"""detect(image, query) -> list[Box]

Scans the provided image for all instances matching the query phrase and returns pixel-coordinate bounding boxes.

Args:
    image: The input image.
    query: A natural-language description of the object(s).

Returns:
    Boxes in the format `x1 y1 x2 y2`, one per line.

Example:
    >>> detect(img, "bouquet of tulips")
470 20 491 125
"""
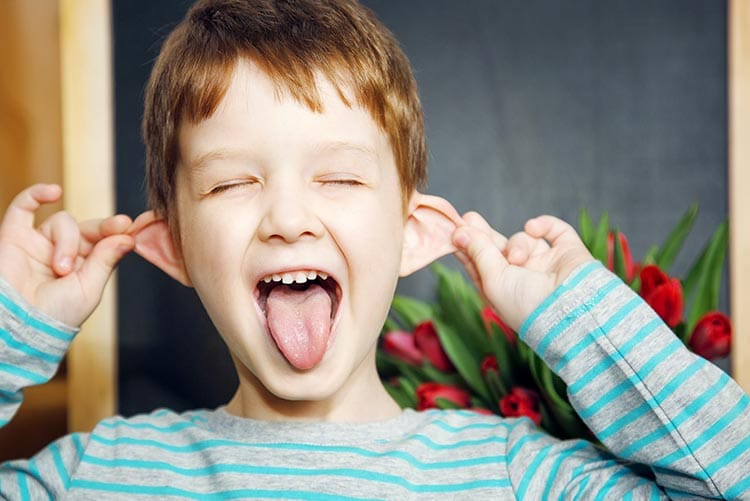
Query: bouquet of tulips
377 206 731 441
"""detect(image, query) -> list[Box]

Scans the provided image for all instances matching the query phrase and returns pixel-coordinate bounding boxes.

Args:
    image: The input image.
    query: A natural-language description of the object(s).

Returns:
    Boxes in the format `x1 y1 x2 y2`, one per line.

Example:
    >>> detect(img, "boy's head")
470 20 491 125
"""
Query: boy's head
143 0 426 232
133 0 461 418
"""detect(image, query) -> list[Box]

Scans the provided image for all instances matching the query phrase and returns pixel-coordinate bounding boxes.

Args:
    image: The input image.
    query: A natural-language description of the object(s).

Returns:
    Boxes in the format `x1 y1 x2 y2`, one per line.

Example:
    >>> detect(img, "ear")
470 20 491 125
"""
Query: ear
127 211 192 287
400 192 463 277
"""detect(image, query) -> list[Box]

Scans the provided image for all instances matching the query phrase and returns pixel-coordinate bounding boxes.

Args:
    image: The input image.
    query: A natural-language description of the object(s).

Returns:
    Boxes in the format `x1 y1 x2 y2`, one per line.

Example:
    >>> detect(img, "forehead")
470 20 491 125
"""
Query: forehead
177 59 393 173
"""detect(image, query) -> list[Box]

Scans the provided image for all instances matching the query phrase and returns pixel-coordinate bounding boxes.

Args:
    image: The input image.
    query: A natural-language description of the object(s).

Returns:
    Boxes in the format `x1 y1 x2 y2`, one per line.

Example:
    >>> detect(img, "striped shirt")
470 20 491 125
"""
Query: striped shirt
0 262 748 499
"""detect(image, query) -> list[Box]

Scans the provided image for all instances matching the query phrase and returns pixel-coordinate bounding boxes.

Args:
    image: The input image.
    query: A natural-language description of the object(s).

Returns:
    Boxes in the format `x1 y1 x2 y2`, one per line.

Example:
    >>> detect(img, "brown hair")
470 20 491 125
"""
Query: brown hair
143 0 427 230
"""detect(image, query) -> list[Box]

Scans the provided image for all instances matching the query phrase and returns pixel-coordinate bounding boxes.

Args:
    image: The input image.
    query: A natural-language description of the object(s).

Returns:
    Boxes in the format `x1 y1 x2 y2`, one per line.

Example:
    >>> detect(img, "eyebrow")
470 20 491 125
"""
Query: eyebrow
309 141 380 164
184 140 380 175
184 148 254 175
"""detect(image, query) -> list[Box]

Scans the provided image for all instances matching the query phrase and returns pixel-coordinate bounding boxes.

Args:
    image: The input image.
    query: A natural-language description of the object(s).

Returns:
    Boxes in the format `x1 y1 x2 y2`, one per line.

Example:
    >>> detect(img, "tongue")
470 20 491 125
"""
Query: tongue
265 284 333 370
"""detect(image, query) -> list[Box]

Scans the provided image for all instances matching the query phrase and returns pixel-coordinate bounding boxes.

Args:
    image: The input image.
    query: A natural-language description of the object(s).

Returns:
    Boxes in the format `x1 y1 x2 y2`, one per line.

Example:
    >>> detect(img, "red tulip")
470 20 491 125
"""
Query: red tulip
413 321 453 372
480 354 499 378
639 265 684 328
481 306 516 344
689 312 732 360
416 382 471 410
382 331 423 366
607 232 640 282
499 387 542 426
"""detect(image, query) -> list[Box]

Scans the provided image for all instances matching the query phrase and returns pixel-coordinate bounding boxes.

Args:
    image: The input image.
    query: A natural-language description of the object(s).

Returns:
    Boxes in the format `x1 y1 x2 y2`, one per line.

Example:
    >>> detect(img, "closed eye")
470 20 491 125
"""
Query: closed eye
206 179 259 195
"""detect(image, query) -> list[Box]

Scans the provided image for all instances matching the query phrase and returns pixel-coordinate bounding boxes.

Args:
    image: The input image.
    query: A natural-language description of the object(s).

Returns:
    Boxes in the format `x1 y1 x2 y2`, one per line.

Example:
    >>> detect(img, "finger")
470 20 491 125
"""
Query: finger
75 234 135 296
462 211 508 250
2 184 62 229
525 215 582 248
452 225 508 286
38 211 81 276
78 215 133 256
505 231 550 265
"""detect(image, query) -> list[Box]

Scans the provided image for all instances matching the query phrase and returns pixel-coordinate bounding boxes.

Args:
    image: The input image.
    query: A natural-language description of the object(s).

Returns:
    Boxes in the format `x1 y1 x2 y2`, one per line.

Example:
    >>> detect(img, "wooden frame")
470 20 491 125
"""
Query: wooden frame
730 0 750 393
60 0 117 431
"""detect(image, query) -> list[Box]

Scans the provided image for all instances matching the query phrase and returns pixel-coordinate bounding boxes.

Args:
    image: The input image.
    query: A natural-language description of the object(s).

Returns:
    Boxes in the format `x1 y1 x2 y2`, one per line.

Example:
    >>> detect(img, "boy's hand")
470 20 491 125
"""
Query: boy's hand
0 184 135 327
452 212 594 332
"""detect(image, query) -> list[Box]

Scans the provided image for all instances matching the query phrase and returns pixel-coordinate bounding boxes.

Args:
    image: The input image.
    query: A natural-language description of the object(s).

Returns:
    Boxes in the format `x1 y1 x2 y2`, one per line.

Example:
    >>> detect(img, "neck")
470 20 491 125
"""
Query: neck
225 353 401 423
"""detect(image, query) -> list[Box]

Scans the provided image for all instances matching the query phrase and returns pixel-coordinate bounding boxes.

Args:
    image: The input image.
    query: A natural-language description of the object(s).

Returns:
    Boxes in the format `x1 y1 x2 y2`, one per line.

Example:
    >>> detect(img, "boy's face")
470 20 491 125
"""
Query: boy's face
173 60 407 403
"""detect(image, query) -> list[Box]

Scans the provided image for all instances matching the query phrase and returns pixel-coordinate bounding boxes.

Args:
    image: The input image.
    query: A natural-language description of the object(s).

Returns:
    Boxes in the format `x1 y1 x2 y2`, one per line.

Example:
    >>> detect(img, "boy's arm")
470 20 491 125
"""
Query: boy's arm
0 277 90 497
512 261 749 498
451 211 749 498
0 185 133 493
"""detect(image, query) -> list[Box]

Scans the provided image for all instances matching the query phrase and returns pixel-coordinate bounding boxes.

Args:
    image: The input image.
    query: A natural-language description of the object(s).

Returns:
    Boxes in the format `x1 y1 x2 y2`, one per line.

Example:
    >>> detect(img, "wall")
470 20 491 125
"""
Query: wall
112 0 729 415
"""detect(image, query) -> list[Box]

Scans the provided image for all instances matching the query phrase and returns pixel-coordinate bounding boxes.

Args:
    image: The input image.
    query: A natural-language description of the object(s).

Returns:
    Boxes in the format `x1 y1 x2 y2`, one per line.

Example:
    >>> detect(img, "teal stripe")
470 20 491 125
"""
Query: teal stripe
49 443 70 489
593 470 626 501
572 474 590 501
429 417 511 433
27 459 53 501
618 374 730 458
726 474 750 499
657 396 750 469
535 278 620 357
72 479 381 500
409 433 507 449
578 379 631 420
578 352 702 421
519 261 600 339
706 435 750 476
0 362 46 384
650 483 663 499
71 433 85 458
0 291 74 342
81 454 509 493
597 339 683 440
544 441 590 500
0 388 23 404
0 327 62 364
681 394 749 454
516 444 554 498
17 470 30 501
562 315 659 386
89 434 505 470
507 430 547 461
99 418 196 433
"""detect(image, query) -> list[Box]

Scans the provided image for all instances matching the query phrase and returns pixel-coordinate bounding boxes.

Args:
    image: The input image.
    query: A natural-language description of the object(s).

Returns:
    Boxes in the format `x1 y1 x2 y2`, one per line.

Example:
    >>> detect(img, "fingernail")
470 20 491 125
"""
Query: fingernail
453 229 469 248
57 257 72 272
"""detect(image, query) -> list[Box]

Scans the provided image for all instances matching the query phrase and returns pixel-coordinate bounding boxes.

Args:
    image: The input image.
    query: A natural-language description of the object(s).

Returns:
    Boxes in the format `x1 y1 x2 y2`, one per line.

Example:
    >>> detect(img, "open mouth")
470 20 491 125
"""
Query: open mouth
255 269 341 370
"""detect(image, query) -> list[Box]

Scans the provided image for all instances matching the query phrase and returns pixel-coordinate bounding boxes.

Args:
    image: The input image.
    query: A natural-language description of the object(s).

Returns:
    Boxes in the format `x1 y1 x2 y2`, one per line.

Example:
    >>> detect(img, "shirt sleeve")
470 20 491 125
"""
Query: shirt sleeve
0 276 87 497
509 261 750 499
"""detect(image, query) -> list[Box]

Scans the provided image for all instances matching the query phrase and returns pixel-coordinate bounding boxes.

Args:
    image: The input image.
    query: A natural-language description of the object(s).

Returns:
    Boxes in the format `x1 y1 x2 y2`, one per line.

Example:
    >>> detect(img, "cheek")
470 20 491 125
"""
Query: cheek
178 206 252 289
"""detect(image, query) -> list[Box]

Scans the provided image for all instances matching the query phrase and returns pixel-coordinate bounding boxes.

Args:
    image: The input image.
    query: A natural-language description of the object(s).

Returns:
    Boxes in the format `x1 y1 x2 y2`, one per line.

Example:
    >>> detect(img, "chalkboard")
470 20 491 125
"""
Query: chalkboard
113 0 728 415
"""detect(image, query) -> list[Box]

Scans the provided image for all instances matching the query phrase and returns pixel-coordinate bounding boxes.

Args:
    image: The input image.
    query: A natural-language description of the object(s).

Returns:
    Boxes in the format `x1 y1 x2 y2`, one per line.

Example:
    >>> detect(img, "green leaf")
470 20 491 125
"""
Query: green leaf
484 367 507 401
578 208 595 250
385 379 417 408
590 213 610 264
654 205 698 273
433 319 491 403
487 323 519 390
435 397 464 410
382 317 400 334
432 263 487 353
612 229 627 281
390 295 434 331
682 243 710 303
685 221 728 334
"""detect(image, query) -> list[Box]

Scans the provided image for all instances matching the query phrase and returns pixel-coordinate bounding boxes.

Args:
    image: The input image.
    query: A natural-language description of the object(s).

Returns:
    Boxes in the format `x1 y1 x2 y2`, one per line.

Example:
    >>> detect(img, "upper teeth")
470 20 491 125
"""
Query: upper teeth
261 270 329 285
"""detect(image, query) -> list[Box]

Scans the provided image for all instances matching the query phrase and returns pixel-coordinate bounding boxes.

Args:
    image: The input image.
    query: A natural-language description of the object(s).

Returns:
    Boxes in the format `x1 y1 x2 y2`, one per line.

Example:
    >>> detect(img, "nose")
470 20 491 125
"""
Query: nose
256 180 324 243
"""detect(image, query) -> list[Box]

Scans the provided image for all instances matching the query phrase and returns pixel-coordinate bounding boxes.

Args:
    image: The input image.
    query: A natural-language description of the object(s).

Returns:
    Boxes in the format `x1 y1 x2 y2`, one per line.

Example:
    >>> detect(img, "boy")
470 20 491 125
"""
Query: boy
0 0 748 498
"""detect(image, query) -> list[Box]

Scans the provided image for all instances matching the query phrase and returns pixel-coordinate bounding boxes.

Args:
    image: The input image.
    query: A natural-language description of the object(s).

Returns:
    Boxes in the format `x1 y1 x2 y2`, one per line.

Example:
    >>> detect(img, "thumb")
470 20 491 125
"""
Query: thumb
76 234 135 295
